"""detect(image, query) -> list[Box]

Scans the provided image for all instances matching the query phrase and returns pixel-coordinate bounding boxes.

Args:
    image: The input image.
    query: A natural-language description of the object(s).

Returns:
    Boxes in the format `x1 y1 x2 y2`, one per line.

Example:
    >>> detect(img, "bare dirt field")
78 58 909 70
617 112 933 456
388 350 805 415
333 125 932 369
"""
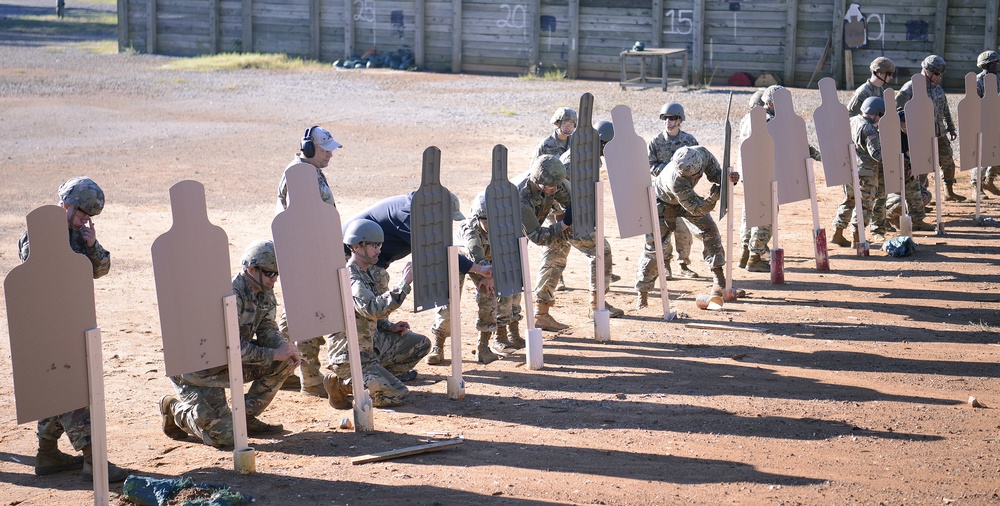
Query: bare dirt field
1 2 999 505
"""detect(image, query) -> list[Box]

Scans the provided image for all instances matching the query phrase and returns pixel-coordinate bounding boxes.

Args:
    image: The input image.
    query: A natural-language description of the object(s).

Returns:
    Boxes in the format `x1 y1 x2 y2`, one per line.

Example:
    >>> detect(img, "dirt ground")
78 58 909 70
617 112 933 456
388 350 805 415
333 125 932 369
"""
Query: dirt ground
1 2 999 505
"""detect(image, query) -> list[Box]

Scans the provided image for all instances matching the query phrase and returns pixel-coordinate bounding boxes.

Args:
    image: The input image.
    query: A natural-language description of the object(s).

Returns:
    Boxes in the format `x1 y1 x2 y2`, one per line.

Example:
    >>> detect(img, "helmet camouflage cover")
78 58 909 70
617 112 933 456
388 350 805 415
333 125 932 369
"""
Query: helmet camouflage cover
670 146 706 178
978 50 1000 69
550 107 578 125
869 56 896 74
240 240 278 271
470 191 487 219
761 85 784 106
58 176 105 216
529 154 567 187
921 54 946 73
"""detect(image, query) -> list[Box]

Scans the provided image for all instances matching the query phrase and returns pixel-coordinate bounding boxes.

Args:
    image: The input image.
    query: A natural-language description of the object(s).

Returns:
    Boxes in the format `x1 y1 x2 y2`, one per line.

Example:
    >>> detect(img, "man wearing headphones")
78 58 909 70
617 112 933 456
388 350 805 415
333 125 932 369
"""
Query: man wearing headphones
275 126 343 397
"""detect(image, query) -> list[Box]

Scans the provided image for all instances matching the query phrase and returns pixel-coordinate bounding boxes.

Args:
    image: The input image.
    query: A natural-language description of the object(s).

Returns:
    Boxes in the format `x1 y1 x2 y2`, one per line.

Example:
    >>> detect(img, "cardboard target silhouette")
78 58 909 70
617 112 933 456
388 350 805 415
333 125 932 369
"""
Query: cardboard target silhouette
814 77 854 187
605 104 655 239
484 144 524 298
982 73 1000 167
767 87 811 204
5 205 95 423
151 180 231 377
881 89 904 195
569 92 600 240
903 74 936 177
271 162 347 340
741 107 775 228
957 73 982 175
411 146 452 312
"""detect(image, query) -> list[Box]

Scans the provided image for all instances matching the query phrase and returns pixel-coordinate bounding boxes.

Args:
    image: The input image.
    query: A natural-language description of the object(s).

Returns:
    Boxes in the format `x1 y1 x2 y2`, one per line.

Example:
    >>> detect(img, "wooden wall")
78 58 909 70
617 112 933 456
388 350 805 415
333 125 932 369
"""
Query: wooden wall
118 0 1000 91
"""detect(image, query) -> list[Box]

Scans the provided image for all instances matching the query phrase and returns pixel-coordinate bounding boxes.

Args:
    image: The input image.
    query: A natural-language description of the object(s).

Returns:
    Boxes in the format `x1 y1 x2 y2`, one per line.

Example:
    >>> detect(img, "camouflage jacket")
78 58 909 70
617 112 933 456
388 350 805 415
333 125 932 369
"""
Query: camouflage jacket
534 130 571 159
895 80 955 137
851 115 882 177
977 70 1000 98
18 228 111 279
514 170 570 247
277 156 335 212
648 130 699 176
458 218 491 265
653 146 722 216
847 80 886 117
329 259 410 365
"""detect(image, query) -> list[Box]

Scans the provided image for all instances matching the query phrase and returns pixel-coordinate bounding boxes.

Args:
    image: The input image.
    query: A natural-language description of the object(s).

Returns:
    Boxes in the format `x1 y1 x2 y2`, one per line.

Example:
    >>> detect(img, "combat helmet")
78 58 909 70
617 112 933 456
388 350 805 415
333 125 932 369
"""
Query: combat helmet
58 176 105 216
659 102 685 121
470 191 487 220
671 146 705 178
748 89 765 108
529 155 566 188
595 120 615 143
761 85 785 106
861 97 885 116
344 219 384 246
921 55 946 73
240 240 278 272
978 50 1000 69
550 107 578 125
449 192 466 221
869 56 896 75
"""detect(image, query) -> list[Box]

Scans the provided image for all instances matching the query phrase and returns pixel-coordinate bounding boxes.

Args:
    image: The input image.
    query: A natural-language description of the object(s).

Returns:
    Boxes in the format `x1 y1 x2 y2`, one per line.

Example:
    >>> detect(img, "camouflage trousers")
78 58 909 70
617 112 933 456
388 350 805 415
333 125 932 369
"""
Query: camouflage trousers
535 230 613 304
739 205 772 257
37 407 90 451
167 359 295 447
886 178 930 222
664 216 695 266
850 173 882 234
971 166 1000 186
330 330 430 407
430 272 522 338
833 173 885 233
279 311 325 390
938 135 957 183
636 202 724 293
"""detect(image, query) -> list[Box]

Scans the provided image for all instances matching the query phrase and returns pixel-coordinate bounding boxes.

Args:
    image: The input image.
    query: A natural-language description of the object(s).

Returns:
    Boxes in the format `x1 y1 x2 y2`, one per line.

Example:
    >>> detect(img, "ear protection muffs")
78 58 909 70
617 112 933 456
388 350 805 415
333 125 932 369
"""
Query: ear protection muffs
301 125 318 158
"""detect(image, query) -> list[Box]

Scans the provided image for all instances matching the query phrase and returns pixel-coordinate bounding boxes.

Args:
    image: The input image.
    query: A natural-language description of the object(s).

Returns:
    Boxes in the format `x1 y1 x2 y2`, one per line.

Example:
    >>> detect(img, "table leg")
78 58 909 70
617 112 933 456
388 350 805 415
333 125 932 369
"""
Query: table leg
682 52 688 86
662 55 668 91
620 54 626 91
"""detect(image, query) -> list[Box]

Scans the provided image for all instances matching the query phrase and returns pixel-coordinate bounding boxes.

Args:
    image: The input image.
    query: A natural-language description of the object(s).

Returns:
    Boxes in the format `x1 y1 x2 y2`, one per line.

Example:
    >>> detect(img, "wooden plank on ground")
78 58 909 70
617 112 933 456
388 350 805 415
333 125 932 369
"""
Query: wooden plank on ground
351 438 465 465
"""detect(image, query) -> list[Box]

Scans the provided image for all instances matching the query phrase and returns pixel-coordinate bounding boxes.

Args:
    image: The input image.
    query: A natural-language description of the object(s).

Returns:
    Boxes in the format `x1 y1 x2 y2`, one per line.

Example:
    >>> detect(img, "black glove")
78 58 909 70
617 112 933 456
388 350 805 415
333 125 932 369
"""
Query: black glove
562 204 573 226
710 184 721 196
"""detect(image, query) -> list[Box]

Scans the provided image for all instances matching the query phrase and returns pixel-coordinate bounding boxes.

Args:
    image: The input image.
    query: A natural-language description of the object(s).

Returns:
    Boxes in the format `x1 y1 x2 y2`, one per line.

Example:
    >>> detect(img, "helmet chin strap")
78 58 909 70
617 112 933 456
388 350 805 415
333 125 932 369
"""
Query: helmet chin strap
353 246 380 266
245 268 272 292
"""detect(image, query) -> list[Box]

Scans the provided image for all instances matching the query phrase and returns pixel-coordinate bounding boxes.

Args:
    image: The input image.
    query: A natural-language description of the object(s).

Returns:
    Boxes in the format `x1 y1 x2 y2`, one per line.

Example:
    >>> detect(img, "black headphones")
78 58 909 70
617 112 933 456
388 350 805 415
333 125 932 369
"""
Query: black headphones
301 125 318 158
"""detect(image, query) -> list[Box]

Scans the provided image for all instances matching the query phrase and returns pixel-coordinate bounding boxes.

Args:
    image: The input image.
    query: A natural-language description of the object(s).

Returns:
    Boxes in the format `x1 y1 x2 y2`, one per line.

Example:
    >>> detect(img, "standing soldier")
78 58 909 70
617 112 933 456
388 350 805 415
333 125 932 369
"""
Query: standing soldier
276 125 343 397
161 240 300 447
638 147 737 307
895 55 965 202
21 177 130 482
643 102 701 282
535 107 577 158
849 97 887 244
324 220 431 409
973 50 1000 196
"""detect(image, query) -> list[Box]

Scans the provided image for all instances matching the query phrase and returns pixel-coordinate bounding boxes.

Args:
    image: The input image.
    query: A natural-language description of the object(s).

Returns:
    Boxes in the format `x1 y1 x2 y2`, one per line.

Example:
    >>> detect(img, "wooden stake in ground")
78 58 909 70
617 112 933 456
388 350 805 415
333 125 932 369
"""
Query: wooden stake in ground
848 144 870 256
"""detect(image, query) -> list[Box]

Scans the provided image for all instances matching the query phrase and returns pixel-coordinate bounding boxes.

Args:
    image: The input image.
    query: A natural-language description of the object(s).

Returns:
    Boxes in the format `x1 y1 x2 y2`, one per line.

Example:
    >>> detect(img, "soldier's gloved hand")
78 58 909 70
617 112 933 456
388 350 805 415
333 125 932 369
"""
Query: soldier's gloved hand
562 204 573 226
710 184 721 196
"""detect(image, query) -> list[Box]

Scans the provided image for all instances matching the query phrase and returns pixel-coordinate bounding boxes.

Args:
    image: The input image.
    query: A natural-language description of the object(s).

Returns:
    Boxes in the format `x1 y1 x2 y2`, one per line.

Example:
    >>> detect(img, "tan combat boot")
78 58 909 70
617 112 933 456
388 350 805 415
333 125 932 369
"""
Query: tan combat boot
159 395 188 440
911 218 935 231
34 438 84 476
323 373 353 409
476 331 499 364
590 291 625 318
425 334 447 365
636 291 649 310
490 326 518 355
710 267 725 297
984 179 1000 196
831 227 851 247
746 254 770 272
945 182 966 202
738 246 750 268
534 302 569 331
81 444 130 483
507 323 526 349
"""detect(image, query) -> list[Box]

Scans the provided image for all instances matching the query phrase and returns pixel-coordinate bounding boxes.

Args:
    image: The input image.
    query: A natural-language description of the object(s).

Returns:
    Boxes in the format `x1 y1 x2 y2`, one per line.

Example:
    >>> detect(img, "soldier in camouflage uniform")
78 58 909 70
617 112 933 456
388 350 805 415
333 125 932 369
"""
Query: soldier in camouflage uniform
427 192 522 365
536 107 575 292
886 110 935 231
644 102 700 283
19 177 129 482
639 147 736 305
323 220 431 409
973 50 1000 196
275 126 342 397
517 155 624 331
831 57 897 247
847 97 886 243
895 55 966 202
161 240 299 447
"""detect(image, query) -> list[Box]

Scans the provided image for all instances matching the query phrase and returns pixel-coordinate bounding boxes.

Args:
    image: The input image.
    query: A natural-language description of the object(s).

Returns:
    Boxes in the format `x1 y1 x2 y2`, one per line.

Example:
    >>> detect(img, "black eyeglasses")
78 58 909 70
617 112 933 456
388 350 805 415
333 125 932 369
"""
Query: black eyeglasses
663 115 682 121
932 71 943 77
259 269 279 278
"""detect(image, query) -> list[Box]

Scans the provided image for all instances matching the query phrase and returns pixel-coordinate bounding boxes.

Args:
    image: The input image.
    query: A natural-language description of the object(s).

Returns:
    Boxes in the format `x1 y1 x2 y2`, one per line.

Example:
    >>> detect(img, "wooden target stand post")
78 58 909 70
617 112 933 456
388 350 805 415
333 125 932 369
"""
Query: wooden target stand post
814 77 861 256
151 181 257 472
902 73 944 237
720 92 740 301
604 104 675 320
411 147 472 388
5 206 112 505
569 92 611 340
484 145 543 369
271 163 373 427
879 89 913 237
767 86 829 278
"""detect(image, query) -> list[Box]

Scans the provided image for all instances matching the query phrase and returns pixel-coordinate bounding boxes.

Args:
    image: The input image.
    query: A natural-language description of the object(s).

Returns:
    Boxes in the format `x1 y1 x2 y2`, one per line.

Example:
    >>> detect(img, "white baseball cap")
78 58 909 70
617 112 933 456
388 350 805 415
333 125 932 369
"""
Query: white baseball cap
311 127 342 151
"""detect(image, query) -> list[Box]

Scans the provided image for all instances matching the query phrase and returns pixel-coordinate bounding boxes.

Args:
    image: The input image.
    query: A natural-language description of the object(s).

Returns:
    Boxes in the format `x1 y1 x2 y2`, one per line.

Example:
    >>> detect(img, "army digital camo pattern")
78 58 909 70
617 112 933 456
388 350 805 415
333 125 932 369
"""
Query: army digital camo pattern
895 78 958 183
277 156 336 211
977 69 1000 98
844 115 884 233
886 178 930 224
240 240 277 271
167 271 295 446
534 131 572 159
647 129 698 266
847 80 887 117
58 176 105 216
869 56 895 74
430 217 520 339
550 107 578 125
327 260 429 407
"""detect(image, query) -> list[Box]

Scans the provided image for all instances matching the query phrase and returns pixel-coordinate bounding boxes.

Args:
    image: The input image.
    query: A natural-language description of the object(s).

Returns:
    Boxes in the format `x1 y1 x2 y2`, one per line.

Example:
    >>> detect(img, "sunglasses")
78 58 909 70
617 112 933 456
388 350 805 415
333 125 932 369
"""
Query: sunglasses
258 269 279 278
663 115 682 121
